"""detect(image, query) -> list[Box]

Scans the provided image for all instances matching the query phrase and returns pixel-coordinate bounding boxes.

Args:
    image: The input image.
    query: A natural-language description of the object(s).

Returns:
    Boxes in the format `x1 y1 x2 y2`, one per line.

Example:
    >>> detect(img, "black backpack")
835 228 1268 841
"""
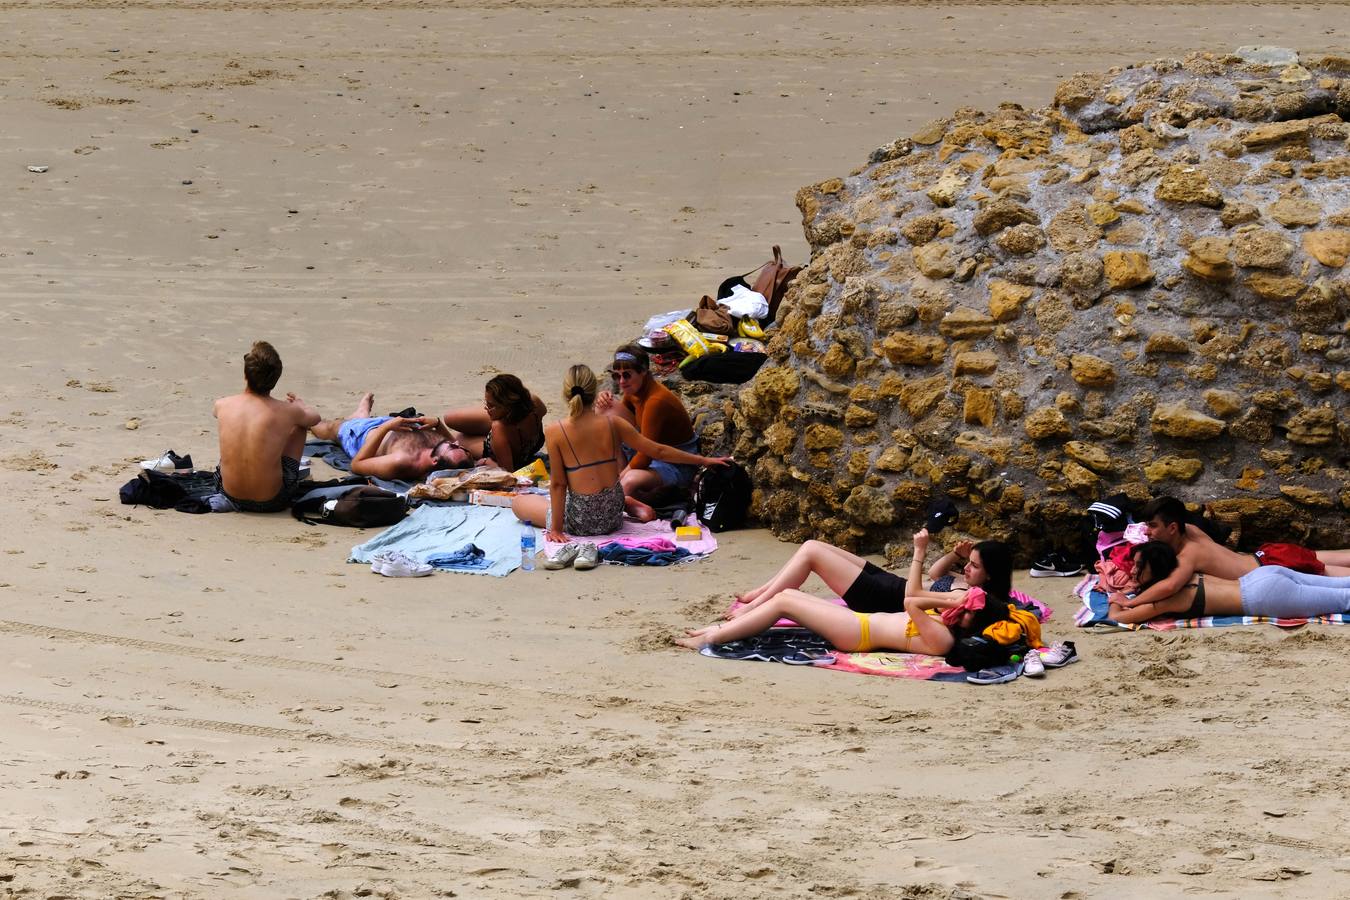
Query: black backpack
291 482 407 528
947 635 1029 673
679 351 768 385
693 461 753 532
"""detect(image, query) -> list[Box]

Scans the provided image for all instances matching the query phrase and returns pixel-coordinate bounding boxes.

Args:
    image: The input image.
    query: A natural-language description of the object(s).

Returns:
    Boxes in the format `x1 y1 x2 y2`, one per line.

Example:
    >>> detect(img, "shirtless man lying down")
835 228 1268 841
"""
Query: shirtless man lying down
311 392 471 482
1110 495 1350 609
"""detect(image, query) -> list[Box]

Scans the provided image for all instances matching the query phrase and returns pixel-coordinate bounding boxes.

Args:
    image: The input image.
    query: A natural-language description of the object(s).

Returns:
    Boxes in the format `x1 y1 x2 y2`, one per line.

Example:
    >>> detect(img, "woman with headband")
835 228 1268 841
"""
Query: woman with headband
512 364 733 546
594 343 701 513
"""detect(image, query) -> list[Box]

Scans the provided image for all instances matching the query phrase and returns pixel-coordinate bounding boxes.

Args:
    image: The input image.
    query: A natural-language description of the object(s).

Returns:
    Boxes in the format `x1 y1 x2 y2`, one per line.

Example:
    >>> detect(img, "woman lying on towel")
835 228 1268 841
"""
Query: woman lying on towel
676 532 1038 654
512 364 732 542
1108 541 1350 624
726 529 970 619
439 374 547 472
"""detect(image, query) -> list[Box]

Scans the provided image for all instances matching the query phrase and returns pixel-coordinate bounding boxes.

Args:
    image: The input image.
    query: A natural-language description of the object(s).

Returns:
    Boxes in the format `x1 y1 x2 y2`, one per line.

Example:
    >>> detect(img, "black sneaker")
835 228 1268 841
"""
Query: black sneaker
1030 552 1084 578
139 450 193 473
967 663 1020 685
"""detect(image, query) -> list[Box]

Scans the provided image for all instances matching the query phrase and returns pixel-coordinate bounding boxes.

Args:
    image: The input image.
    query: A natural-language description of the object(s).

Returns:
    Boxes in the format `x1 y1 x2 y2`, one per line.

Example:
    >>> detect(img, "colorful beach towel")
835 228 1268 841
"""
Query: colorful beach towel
1075 577 1350 630
350 505 525 577
544 514 718 560
700 627 969 682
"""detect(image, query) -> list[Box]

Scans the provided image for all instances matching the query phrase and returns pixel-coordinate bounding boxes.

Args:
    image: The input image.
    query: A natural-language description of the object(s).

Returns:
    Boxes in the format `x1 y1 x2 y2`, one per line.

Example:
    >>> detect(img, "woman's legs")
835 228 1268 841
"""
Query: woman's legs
677 590 866 650
311 391 374 441
1241 567 1350 617
511 493 549 528
439 405 492 436
731 540 869 612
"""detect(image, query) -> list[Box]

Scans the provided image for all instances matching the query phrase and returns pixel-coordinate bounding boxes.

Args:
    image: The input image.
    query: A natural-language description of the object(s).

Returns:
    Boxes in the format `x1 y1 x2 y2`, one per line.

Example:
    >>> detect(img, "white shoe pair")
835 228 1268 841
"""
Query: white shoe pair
543 542 599 570
370 551 433 577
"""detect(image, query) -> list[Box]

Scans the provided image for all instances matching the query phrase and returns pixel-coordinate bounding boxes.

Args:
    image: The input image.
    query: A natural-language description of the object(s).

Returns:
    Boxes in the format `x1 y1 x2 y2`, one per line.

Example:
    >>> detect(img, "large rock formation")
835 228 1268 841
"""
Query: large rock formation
688 49 1350 562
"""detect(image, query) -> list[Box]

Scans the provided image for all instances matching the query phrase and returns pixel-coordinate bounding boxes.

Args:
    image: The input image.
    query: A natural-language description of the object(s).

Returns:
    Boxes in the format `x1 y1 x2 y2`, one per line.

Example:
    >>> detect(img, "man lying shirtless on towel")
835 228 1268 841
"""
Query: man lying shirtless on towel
214 341 322 512
310 391 471 482
1111 495 1350 609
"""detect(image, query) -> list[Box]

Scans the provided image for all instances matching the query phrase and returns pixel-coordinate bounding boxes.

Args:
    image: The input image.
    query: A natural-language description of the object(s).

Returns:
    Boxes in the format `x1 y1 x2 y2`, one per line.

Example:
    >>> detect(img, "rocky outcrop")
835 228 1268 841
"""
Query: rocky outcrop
683 49 1350 561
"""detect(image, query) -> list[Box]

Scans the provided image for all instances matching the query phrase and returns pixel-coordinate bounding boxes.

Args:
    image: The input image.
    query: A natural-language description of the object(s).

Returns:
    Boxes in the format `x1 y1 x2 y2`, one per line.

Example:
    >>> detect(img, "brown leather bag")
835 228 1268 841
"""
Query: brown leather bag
747 245 802 324
691 294 734 335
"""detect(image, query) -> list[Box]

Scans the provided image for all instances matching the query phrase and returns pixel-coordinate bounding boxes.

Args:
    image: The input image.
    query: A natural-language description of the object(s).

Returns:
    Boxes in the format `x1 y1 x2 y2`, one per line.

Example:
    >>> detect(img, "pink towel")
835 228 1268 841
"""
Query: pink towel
544 514 718 557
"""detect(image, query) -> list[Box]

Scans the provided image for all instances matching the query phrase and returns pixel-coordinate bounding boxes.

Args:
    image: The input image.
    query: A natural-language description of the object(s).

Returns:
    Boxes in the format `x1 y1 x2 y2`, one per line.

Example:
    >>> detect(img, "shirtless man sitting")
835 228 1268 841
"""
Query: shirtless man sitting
1111 495 1350 608
214 341 322 512
310 392 471 481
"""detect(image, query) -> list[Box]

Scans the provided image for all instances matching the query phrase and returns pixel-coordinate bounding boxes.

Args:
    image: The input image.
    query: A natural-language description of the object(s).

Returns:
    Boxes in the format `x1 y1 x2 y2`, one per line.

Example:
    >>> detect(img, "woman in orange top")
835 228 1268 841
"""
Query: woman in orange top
595 343 699 519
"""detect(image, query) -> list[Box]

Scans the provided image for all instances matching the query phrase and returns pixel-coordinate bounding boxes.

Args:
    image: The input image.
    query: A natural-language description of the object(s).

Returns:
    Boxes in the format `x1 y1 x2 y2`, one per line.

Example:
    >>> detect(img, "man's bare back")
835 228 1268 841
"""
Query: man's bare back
1178 524 1259 580
214 391 317 502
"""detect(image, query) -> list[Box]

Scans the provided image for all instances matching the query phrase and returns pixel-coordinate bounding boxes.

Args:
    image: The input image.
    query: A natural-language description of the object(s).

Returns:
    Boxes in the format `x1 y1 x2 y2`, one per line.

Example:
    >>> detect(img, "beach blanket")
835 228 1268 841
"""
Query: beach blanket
700 627 969 682
349 505 526 577
544 514 718 560
1075 577 1350 630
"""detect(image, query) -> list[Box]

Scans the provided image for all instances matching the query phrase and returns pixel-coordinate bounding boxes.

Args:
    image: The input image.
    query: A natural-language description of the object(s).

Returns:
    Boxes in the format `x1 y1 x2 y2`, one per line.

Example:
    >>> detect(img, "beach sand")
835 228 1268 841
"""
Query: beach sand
2 2 1349 896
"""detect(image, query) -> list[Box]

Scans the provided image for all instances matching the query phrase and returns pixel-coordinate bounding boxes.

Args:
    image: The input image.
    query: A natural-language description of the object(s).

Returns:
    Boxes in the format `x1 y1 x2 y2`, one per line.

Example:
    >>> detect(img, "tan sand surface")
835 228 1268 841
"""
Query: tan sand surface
2 2 1349 897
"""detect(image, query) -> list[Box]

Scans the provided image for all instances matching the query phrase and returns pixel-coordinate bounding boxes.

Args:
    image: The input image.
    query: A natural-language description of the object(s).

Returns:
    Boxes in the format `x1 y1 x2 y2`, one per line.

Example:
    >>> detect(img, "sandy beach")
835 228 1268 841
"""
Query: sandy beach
3 2 1349 897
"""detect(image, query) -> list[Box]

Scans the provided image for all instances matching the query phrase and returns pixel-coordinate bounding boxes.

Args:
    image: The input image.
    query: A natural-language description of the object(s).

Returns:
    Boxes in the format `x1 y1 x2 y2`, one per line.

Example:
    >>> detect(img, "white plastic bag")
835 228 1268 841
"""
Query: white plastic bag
643 309 693 333
719 285 769 320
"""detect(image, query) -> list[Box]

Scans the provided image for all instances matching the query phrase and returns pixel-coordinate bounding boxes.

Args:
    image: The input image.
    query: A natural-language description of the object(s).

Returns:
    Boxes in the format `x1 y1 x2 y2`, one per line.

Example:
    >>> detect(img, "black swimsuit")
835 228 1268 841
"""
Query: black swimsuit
1181 573 1206 618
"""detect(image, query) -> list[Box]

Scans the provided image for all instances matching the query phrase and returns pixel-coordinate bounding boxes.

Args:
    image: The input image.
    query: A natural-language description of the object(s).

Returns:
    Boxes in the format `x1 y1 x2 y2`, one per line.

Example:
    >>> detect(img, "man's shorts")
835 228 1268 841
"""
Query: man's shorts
217 456 303 513
1254 542 1326 576
337 416 392 458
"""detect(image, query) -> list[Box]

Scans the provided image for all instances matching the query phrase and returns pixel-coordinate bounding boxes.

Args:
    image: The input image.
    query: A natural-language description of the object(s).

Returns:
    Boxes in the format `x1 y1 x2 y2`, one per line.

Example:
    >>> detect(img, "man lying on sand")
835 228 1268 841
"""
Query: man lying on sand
213 341 321 513
311 392 472 481
1110 496 1350 609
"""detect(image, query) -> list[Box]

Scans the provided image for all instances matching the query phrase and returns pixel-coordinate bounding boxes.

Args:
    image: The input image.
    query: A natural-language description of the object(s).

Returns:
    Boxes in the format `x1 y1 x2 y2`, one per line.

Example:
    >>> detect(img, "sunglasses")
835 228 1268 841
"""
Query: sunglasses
610 368 641 381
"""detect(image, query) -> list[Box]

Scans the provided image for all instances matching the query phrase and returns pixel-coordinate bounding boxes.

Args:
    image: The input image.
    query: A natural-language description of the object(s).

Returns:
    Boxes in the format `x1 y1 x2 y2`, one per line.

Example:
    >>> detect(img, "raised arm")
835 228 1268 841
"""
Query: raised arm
612 418 729 469
904 529 969 604
349 417 410 478
929 539 973 581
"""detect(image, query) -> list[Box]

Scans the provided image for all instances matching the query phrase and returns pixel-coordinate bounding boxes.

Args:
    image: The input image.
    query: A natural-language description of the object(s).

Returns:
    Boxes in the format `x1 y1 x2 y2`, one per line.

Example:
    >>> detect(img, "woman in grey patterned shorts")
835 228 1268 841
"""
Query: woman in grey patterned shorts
512 365 732 541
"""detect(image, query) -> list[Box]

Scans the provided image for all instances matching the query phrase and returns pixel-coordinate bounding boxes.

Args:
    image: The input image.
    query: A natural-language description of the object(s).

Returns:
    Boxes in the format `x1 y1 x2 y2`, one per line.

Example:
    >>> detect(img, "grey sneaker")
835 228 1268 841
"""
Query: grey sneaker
543 542 581 570
1038 641 1079 668
572 542 600 571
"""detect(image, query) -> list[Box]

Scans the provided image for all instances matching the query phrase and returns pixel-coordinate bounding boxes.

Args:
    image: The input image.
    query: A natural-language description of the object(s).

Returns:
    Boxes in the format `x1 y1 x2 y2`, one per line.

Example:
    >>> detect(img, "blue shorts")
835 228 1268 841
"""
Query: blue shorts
337 416 392 458
630 435 699 489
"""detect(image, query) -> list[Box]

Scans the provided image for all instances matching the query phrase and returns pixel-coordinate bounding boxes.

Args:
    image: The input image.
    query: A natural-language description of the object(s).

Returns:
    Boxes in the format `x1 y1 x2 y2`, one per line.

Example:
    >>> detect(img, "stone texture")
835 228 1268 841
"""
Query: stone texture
687 53 1349 561
1103 251 1154 289
1302 230 1350 267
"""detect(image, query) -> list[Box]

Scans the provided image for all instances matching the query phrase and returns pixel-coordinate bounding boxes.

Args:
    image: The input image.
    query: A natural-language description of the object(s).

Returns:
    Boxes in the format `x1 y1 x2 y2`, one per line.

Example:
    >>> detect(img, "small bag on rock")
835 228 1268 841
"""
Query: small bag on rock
690 295 734 335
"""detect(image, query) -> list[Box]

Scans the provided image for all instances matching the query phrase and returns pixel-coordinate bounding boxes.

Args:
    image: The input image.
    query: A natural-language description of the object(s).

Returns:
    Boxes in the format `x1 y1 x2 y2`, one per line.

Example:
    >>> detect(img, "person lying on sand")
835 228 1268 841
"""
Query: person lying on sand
311 392 471 481
1111 496 1350 610
213 341 321 513
678 533 1033 656
1108 541 1350 624
438 373 547 472
594 343 701 507
512 364 731 542
727 528 971 622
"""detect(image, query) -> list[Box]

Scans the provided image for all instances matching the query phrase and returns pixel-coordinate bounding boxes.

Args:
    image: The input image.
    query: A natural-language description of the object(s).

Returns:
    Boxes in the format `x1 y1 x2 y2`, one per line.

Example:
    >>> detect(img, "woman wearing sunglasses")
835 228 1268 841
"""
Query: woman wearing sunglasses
594 343 701 510
512 364 732 543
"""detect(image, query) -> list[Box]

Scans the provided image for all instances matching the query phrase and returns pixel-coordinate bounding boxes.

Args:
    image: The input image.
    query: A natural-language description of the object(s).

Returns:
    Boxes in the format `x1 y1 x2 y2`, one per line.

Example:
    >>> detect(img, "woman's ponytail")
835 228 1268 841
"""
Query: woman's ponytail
562 364 598 420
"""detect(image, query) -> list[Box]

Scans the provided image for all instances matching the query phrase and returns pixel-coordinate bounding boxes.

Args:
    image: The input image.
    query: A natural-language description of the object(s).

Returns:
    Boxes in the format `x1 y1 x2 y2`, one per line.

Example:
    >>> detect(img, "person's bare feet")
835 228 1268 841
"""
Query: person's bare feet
673 625 717 650
625 497 656 523
355 391 374 418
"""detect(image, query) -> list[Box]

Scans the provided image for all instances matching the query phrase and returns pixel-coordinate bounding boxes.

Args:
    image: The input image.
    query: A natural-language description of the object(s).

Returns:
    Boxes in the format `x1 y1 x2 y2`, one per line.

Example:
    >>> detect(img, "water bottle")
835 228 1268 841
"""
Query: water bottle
520 521 536 571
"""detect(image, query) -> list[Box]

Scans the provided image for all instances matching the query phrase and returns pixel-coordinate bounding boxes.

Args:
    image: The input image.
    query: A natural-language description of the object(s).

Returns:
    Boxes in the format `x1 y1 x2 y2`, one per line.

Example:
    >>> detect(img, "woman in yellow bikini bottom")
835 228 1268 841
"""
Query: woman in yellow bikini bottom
676 532 1021 654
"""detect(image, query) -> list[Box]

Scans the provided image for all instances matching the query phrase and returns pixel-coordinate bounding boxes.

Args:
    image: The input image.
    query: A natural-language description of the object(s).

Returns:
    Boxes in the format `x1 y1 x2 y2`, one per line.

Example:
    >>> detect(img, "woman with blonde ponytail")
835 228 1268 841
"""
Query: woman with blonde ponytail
513 364 732 547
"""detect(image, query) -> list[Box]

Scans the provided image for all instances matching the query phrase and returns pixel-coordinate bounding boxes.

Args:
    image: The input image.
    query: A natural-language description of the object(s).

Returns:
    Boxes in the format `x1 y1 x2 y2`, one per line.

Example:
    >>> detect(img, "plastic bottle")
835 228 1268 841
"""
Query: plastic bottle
520 521 536 571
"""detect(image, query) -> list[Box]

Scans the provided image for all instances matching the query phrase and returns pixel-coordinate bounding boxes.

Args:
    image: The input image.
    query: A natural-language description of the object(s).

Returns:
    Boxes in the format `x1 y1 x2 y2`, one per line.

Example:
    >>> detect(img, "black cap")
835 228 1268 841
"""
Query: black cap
926 498 959 535
1087 493 1131 532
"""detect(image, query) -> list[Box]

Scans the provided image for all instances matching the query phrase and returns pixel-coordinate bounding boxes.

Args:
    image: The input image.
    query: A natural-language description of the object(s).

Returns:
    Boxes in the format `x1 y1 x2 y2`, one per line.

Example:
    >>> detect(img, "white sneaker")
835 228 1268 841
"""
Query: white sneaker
1022 650 1046 678
139 450 193 473
572 542 600 571
1038 641 1079 668
543 542 581 570
371 551 433 577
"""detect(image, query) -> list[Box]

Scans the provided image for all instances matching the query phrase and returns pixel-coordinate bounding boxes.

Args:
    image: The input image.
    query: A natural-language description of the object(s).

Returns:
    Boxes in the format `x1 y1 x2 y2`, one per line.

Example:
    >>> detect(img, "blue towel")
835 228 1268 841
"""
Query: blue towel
427 543 490 572
597 542 691 566
350 505 527 577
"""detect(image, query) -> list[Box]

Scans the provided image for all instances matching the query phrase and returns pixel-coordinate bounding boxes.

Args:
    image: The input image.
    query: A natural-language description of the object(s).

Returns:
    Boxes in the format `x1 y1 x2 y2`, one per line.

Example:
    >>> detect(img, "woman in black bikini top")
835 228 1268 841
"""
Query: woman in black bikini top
439 373 547 471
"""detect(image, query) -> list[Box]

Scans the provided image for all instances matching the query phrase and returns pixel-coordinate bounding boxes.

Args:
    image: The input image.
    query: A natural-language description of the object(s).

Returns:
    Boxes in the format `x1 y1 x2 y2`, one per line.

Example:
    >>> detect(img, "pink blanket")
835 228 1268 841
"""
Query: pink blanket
543 514 719 557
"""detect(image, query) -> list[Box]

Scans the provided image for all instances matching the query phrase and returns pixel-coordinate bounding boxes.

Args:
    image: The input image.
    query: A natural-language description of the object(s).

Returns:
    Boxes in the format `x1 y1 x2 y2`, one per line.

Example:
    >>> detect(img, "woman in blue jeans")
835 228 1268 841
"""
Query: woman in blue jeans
1108 541 1350 624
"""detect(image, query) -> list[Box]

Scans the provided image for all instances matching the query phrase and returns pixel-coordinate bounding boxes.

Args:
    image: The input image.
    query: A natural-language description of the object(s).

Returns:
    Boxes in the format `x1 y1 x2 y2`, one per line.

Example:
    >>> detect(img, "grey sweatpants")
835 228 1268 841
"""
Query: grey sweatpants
1240 566 1350 618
